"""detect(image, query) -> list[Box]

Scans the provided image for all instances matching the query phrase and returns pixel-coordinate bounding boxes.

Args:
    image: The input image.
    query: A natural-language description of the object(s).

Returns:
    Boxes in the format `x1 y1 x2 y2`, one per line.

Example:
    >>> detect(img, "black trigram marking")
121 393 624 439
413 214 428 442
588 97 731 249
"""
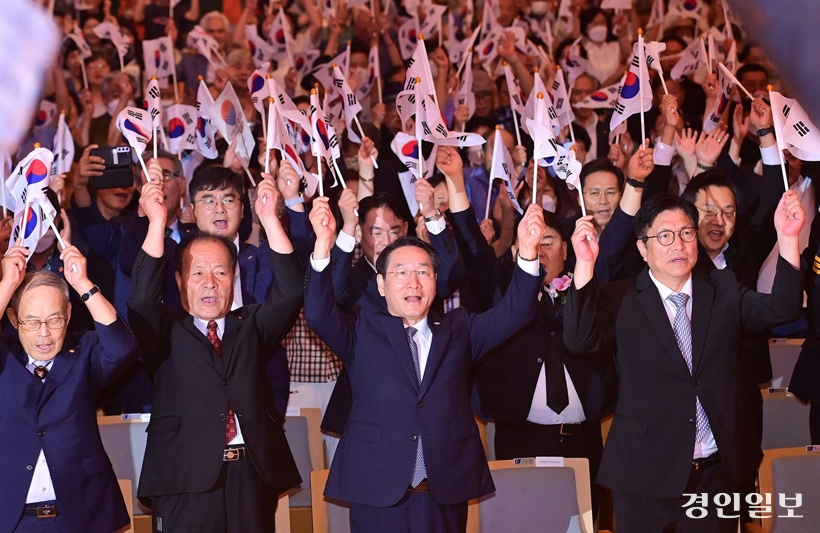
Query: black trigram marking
182 112 194 125
615 103 626 115
794 121 810 137
149 86 160 99
127 109 143 119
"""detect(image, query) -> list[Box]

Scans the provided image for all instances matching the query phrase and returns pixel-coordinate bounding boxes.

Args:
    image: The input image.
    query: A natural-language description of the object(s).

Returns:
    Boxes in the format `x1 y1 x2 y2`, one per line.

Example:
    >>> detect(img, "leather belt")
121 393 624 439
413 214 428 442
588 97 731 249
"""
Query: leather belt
408 479 429 492
692 452 721 471
23 502 59 518
556 422 583 436
223 445 247 462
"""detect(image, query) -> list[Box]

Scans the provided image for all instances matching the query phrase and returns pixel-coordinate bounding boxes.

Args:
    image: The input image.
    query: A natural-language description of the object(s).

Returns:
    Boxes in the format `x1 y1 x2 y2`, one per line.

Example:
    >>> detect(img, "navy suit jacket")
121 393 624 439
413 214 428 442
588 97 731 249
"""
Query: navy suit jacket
0 318 139 532
305 261 542 506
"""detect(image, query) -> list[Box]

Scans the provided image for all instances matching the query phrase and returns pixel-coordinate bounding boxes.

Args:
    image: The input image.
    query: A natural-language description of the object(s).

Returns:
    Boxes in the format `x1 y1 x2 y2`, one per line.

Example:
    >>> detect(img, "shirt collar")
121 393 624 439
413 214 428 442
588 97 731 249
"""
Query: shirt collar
232 236 240 252
27 355 54 368
648 269 693 301
194 316 226 337
405 317 431 341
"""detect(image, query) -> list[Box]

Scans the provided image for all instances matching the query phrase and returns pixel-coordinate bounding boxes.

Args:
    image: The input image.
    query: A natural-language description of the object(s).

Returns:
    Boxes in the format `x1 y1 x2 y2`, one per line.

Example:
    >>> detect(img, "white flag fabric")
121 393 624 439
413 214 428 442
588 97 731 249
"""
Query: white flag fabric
574 77 623 109
248 63 270 117
454 52 475 122
447 25 481 68
143 77 162 128
561 37 589 86
65 26 93 59
268 102 312 189
610 49 652 135
397 18 421 61
332 65 363 143
404 40 438 100
647 0 665 30
293 50 320 81
142 37 175 79
475 29 500 72
116 107 153 157
636 40 667 77
770 92 820 161
504 64 527 118
553 145 583 190
92 21 130 60
601 0 632 9
313 48 350 101
268 77 312 132
195 80 218 159
246 25 275 67
33 100 57 132
481 0 502 33
669 0 706 20
206 83 256 167
397 169 420 216
489 130 523 214
418 4 448 38
8 147 56 255
51 113 74 176
548 69 574 129
670 37 705 81
187 25 224 67
265 11 291 61
703 59 735 133
309 91 338 162
523 72 560 136
356 45 380 101
390 131 438 181
166 104 198 153
526 94 559 166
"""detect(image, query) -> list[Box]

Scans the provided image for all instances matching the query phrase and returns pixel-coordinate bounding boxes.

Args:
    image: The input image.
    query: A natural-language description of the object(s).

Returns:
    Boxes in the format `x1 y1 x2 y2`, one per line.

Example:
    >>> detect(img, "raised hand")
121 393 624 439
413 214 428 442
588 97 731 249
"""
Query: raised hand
608 142 627 170
701 72 719 100
659 93 681 131
517 204 547 259
49 173 66 198
139 179 166 227
749 97 773 131
732 104 750 144
255 176 282 223
512 145 528 169
358 136 379 166
337 188 359 235
59 210 71 248
695 124 729 167
628 143 655 182
479 218 495 244
275 161 301 201
674 128 697 159
436 145 463 178
76 144 105 187
774 190 806 238
1 243 29 291
415 178 436 219
60 245 92 293
309 197 336 260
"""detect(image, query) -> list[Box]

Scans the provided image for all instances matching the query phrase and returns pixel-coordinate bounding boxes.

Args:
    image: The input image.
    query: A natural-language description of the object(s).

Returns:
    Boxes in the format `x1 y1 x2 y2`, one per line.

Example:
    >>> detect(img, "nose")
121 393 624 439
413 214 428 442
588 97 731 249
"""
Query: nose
213 201 226 214
36 322 51 336
203 272 217 288
713 212 726 225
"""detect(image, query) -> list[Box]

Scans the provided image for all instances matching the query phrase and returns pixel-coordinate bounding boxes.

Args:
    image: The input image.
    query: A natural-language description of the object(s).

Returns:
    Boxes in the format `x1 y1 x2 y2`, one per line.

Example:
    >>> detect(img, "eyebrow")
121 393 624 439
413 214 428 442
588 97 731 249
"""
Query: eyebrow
23 311 64 319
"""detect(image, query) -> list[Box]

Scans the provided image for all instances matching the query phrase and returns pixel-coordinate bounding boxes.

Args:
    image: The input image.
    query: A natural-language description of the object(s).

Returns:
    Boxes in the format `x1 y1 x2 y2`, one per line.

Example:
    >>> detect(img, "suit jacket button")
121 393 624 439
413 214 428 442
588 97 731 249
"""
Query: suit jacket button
220 414 227 421
550 331 556 337
410 434 418 441
38 430 45 437
536 358 543 364
223 380 230 386
417 401 424 408
26 465 33 471
688 419 695 425
693 380 699 386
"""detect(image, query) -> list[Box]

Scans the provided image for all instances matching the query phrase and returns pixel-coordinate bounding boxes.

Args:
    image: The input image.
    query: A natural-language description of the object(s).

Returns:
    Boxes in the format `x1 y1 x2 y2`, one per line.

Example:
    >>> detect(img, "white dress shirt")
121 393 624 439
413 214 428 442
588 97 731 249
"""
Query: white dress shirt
710 243 730 270
231 237 243 311
405 318 432 378
25 356 56 504
648 270 718 459
193 317 245 446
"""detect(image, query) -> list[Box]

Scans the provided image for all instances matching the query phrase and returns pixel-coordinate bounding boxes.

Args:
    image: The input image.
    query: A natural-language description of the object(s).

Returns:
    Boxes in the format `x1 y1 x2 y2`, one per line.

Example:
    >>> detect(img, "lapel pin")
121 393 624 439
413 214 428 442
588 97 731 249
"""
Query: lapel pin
69 349 75 353
434 321 440 325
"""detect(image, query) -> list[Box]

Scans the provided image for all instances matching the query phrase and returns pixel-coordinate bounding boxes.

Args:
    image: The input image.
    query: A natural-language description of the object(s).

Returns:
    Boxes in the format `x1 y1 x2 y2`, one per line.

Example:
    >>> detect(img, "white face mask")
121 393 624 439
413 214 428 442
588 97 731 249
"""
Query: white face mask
531 1 548 16
587 26 608 44
467 146 483 167
541 195 556 213
106 97 134 116
35 229 56 254
429 63 439 80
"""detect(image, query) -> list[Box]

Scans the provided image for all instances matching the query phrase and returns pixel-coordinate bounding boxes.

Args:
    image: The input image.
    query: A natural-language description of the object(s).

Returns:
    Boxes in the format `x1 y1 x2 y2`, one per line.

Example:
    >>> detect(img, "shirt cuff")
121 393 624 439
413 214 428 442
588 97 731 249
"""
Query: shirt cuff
516 257 540 277
654 141 675 166
760 144 781 166
335 231 356 253
310 253 330 272
426 216 446 235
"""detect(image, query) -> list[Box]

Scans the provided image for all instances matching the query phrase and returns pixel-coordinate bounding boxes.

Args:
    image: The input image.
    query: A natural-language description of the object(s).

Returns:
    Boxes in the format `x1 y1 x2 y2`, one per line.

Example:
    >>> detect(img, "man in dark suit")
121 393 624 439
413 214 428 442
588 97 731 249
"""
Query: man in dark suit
0 242 139 532
129 174 302 531
564 192 805 532
304 181 546 532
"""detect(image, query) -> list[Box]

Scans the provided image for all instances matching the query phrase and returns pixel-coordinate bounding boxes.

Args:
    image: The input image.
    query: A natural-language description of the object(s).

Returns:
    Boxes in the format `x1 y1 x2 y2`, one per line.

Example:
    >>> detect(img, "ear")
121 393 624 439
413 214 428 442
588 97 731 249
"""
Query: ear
561 241 568 262
401 221 409 235
188 204 196 223
175 271 183 294
376 273 385 297
637 239 648 262
6 308 18 330
65 302 72 322
354 224 362 244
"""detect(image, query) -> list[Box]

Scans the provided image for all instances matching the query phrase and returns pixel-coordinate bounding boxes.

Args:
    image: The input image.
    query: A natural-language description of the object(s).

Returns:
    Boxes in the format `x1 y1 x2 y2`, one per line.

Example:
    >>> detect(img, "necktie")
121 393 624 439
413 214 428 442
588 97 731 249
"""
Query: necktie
164 227 173 239
207 320 238 444
540 290 569 413
26 362 48 381
406 327 427 487
667 293 711 443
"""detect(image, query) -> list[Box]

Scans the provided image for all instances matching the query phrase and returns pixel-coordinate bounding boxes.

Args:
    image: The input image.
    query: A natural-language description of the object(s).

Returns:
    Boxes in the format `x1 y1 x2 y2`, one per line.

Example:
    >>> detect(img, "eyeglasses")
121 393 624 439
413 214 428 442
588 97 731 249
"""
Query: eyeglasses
387 268 434 280
642 227 698 246
475 91 494 100
584 189 620 199
161 170 182 182
86 62 109 70
697 206 736 221
195 196 239 210
17 316 68 331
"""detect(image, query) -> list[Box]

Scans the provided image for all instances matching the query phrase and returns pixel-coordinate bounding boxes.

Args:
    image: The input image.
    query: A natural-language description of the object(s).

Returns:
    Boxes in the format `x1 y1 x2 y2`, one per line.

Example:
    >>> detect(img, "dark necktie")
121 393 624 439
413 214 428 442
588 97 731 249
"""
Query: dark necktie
667 293 711 442
164 227 173 239
207 320 238 444
26 362 49 381
406 327 427 487
541 290 569 413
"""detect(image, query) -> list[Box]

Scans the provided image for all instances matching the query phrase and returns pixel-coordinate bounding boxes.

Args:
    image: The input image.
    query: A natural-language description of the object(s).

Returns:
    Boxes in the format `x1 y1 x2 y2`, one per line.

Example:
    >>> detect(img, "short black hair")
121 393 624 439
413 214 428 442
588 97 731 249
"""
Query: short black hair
358 192 412 226
580 158 624 191
174 234 238 275
375 236 439 277
189 166 244 200
736 63 769 83
542 210 564 238
579 7 612 40
571 123 592 152
633 194 699 240
680 169 741 209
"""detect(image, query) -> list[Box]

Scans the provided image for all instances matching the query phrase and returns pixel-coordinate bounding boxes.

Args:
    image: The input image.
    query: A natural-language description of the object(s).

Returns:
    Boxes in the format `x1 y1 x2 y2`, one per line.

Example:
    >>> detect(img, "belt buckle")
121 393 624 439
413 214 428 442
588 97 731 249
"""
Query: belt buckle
224 447 240 461
409 480 429 492
36 506 57 519
559 423 577 436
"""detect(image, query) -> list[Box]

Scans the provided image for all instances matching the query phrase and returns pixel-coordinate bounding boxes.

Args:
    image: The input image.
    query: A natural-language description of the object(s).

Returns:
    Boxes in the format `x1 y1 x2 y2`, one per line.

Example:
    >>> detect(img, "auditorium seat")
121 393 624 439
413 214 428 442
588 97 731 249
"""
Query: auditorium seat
762 338 804 389
283 408 325 532
115 479 133 533
761 390 811 450
756 447 820 532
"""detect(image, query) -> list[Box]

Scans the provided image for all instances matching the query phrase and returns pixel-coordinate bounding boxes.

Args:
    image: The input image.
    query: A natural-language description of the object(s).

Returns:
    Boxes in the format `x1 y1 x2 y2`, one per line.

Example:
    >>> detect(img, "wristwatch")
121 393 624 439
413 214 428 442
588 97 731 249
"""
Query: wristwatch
424 209 442 222
80 285 100 302
626 177 645 189
757 126 775 138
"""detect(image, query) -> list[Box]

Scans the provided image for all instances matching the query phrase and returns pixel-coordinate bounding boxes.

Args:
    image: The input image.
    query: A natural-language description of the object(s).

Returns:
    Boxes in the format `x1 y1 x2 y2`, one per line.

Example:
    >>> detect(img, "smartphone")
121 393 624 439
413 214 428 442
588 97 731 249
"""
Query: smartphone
89 146 135 189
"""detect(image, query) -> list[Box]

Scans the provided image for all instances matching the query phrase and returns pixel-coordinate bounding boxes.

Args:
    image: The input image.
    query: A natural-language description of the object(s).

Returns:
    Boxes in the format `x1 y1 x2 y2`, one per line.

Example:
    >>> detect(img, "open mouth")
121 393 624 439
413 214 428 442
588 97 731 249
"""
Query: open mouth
201 297 218 305
213 220 228 230
35 344 53 353
707 230 724 242
404 296 422 303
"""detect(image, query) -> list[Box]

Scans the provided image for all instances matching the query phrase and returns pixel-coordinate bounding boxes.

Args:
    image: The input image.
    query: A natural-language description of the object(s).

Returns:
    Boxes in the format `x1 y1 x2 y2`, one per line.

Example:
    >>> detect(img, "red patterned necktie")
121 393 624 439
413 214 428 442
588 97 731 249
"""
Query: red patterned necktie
207 320 237 444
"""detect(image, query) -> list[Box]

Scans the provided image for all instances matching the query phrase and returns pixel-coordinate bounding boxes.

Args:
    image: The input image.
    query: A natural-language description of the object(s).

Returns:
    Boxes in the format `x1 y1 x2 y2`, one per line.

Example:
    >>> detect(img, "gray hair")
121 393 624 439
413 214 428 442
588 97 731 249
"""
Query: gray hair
145 150 185 180
200 11 230 30
9 272 70 314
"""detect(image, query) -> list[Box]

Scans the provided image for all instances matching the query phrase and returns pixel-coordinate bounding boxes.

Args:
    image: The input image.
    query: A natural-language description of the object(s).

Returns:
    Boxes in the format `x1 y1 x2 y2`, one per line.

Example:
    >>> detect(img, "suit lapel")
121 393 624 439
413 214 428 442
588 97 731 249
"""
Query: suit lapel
419 315 450 398
182 315 221 372
635 270 692 375
377 313 420 391
220 313 243 375
39 343 79 410
690 276 714 376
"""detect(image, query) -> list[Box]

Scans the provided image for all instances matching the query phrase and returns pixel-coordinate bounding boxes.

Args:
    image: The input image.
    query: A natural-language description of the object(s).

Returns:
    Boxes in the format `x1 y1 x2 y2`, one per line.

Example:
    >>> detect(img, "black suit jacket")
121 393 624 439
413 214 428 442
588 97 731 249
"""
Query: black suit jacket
129 248 303 498
564 258 804 498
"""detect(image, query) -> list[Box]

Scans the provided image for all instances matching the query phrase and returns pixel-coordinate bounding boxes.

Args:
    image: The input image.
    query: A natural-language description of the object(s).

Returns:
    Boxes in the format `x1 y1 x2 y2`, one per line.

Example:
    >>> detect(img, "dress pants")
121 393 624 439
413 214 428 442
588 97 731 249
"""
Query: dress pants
349 490 468 533
494 420 603 519
612 458 742 533
152 454 277 533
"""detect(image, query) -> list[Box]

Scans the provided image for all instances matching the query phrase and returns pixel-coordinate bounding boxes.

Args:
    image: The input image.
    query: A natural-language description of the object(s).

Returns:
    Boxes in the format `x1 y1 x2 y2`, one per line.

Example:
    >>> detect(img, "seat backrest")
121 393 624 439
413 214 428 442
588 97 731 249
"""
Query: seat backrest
765 338 804 388
761 391 811 450
98 416 150 515
770 455 820 533
275 493 292 533
283 415 314 507
311 469 350 533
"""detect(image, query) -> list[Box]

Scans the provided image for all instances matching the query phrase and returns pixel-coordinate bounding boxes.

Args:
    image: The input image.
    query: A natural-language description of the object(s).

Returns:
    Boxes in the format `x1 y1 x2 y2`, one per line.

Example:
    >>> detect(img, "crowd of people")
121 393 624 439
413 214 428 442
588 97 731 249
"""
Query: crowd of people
4 0 820 531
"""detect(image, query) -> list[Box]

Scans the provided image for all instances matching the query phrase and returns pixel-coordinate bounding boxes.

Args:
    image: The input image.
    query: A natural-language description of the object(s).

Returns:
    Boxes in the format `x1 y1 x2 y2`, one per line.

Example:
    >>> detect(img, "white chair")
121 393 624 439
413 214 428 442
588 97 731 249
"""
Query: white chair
97 415 151 517
283 408 324 531
761 390 811 450
762 338 804 388
753 447 820 532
